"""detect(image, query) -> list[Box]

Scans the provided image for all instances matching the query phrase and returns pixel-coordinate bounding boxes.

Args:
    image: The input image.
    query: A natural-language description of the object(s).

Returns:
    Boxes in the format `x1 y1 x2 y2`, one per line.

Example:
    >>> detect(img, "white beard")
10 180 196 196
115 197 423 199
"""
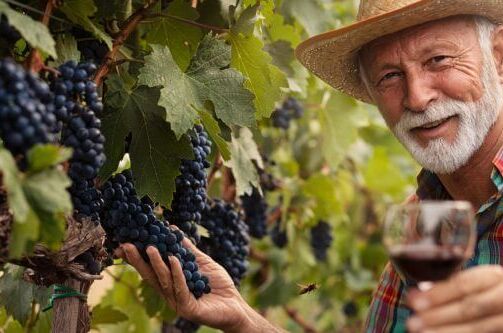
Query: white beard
391 60 503 175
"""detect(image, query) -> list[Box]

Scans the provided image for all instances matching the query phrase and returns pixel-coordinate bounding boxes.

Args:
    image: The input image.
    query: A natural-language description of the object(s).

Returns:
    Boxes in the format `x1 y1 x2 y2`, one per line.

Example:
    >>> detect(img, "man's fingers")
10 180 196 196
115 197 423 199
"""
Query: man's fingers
146 246 183 309
408 313 503 333
114 247 125 259
121 244 162 293
168 255 193 304
407 265 503 310
407 282 503 330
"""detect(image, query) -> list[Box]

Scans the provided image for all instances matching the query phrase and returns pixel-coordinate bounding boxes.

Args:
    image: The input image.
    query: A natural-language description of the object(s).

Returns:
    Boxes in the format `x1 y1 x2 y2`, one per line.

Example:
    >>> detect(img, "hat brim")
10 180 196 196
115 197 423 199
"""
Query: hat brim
295 0 503 104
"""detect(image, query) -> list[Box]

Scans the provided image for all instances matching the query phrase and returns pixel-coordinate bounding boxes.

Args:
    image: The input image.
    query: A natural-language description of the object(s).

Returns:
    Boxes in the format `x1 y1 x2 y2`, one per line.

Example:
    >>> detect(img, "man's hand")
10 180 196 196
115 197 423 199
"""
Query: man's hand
115 238 282 333
406 265 503 333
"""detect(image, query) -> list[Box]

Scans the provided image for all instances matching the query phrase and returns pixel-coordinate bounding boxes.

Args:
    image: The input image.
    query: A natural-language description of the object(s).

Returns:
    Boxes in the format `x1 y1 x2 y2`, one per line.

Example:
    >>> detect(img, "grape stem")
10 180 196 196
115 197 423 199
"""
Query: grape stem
283 306 318 333
222 167 236 202
145 14 229 33
93 0 160 86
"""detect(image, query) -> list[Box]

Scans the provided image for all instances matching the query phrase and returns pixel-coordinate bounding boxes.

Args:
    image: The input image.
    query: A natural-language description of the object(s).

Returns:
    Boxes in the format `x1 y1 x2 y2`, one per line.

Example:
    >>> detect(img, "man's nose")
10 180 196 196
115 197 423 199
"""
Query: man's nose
403 73 438 112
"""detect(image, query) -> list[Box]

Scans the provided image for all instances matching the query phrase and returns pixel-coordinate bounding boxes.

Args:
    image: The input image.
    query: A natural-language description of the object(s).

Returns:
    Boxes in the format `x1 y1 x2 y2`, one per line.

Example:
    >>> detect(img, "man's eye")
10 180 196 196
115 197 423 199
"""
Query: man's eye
430 55 449 64
380 72 401 83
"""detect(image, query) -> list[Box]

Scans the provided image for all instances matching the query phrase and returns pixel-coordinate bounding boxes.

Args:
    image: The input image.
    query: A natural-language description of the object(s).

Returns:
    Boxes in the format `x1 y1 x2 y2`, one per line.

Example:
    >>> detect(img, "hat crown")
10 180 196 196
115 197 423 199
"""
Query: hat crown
357 0 420 20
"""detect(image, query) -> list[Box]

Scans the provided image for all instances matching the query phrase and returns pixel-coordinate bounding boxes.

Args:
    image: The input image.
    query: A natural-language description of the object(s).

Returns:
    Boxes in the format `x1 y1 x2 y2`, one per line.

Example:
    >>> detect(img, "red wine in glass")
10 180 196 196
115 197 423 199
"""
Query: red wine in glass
389 244 465 284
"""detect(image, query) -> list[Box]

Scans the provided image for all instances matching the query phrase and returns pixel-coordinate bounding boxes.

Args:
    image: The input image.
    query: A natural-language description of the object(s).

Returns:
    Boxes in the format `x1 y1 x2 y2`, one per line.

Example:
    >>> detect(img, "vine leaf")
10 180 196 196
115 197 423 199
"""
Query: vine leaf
229 9 287 120
59 0 113 49
53 34 80 66
197 108 230 161
138 34 255 139
144 0 203 71
0 1 57 58
101 84 192 206
91 305 128 328
27 144 73 173
224 128 262 196
0 264 51 325
0 146 71 257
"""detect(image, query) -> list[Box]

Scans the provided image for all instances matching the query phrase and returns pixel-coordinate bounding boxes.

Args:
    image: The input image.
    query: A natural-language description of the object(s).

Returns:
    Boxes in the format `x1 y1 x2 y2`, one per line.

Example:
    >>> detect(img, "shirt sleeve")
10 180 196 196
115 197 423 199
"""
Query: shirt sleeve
364 262 411 332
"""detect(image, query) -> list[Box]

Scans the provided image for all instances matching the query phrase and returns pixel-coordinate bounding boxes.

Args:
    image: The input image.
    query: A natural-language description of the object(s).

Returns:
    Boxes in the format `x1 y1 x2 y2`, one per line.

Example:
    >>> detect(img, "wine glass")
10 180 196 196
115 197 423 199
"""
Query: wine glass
383 200 476 290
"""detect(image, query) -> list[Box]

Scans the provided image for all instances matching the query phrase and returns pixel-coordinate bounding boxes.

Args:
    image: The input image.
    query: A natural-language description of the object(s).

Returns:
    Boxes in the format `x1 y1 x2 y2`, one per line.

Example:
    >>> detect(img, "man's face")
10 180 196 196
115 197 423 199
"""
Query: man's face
360 16 503 174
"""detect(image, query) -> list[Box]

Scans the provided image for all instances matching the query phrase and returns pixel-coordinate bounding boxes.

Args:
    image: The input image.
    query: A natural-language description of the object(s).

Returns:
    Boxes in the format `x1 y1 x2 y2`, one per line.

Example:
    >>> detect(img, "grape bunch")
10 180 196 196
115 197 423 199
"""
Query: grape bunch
270 218 288 248
0 59 59 159
0 15 21 43
241 188 268 239
55 61 105 222
174 317 201 333
101 170 211 298
52 60 104 123
164 125 211 243
200 200 249 286
271 97 304 129
310 220 333 262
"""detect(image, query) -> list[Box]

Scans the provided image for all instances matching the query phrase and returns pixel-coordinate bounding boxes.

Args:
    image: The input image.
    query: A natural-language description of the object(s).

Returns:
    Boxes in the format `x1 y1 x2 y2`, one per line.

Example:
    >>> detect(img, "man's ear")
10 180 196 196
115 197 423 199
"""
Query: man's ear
492 25 503 83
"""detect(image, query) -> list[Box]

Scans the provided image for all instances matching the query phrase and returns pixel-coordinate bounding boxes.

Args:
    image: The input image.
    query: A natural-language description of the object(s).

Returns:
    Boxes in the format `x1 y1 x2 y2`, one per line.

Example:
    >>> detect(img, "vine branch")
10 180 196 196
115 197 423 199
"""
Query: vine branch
283 306 318 333
93 0 159 85
207 152 222 188
26 0 56 72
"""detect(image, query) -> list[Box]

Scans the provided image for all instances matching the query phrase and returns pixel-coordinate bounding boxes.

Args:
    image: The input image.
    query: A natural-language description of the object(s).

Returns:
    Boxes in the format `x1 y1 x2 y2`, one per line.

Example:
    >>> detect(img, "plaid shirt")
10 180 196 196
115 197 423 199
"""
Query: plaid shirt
364 147 503 332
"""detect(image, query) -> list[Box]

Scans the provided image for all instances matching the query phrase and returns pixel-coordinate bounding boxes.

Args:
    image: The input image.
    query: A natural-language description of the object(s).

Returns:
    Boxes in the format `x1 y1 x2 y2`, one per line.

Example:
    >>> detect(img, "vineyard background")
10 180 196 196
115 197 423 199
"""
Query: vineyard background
0 0 421 332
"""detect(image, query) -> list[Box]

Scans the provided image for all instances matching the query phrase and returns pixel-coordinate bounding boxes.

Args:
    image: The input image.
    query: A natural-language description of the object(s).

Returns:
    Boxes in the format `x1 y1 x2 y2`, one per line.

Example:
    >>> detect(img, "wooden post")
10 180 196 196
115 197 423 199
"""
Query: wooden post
52 279 92 333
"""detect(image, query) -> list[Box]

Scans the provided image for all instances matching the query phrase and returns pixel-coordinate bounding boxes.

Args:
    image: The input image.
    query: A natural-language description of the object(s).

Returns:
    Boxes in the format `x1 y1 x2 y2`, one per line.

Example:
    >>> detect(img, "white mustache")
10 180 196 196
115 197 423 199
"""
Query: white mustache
396 101 461 132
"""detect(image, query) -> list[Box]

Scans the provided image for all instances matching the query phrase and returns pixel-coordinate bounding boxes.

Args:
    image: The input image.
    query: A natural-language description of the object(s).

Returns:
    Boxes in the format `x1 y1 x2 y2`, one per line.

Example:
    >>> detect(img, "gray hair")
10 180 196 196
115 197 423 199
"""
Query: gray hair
358 15 499 100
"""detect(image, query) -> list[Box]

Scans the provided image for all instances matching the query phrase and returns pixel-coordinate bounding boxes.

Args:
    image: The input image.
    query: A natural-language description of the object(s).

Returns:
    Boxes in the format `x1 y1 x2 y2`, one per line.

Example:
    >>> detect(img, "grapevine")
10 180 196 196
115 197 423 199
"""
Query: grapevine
310 221 333 262
271 97 304 130
55 61 106 223
0 59 58 160
163 125 211 243
241 187 268 239
200 199 249 286
101 170 211 298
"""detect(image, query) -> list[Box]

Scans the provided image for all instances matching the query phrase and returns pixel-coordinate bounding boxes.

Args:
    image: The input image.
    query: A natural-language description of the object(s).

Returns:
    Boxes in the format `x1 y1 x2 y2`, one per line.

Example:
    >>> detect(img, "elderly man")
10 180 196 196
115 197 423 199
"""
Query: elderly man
118 0 503 332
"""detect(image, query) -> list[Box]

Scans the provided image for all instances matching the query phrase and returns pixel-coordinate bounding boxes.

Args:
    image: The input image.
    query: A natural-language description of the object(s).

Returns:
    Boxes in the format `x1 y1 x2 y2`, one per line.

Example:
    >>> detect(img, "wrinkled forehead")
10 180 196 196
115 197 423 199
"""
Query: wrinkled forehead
359 15 478 65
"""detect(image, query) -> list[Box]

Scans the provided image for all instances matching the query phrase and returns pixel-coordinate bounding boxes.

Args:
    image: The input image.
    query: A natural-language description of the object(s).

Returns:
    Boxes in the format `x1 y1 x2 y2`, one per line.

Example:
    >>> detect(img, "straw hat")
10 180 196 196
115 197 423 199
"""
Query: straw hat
295 0 503 104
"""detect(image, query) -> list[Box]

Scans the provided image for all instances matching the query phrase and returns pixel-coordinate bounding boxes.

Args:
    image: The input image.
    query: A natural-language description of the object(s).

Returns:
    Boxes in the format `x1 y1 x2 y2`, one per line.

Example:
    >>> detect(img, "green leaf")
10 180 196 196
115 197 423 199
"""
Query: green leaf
224 128 262 196
8 208 40 258
229 30 287 120
0 148 29 222
59 0 113 49
91 304 128 327
98 268 153 333
139 281 176 321
144 0 203 71
197 108 231 161
27 144 72 173
0 1 57 58
231 4 259 36
302 173 343 219
101 85 192 205
280 0 333 36
23 169 72 214
138 35 255 138
53 34 80 66
0 265 50 325
318 91 368 169
363 147 409 199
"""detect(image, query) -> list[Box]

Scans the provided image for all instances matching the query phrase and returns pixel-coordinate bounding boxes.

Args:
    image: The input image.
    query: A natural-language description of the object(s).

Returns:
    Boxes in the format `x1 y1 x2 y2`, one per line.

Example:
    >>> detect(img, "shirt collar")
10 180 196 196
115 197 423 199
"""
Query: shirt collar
416 144 503 201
